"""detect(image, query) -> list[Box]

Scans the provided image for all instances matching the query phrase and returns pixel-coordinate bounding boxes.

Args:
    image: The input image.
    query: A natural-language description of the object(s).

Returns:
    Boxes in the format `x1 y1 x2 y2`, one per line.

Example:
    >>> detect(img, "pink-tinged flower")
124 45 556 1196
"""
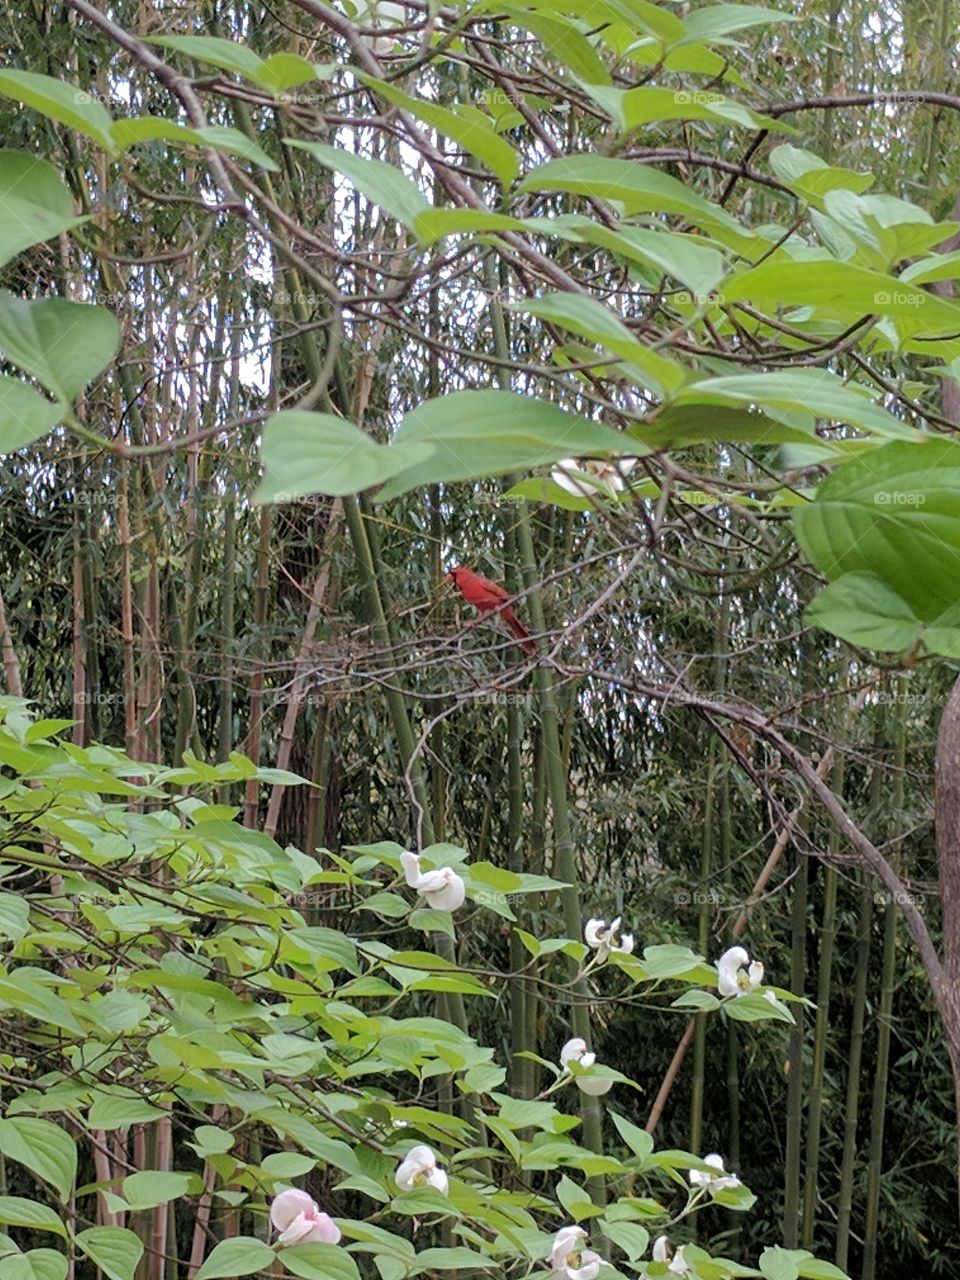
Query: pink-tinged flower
400 851 466 912
549 1225 603 1280
688 1153 741 1194
395 1144 449 1194
270 1188 341 1246
716 945 764 997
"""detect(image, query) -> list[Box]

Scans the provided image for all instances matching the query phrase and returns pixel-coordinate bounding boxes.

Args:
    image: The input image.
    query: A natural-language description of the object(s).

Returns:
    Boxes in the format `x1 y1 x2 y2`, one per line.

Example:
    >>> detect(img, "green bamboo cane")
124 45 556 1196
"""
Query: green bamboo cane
862 683 905 1280
802 755 843 1246
484 259 604 1189
783 841 808 1247
835 877 873 1271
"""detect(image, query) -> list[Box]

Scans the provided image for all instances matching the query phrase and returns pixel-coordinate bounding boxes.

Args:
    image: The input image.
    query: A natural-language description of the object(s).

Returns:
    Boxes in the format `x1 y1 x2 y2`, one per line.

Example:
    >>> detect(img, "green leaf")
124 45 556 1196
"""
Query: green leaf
256 410 434 500
75 1229 144 1280
147 35 265 79
640 944 704 979
0 151 87 269
191 1126 235 1155
260 1152 317 1179
516 155 753 251
255 54 326 94
794 438 960 657
515 293 686 398
0 295 120 405
671 989 720 1011
86 1093 166 1129
110 118 278 170
583 84 785 133
409 1248 496 1273
147 36 321 95
0 378 65 452
413 208 528 244
196 1238 276 1280
796 1260 851 1279
500 8 610 84
358 76 518 188
759 1247 800 1280
0 1198 66 1236
803 573 932 654
721 258 960 339
281 1244 361 1280
0 970 82 1035
671 369 911 440
769 145 873 201
121 1171 192 1210
287 142 429 230
564 222 728 298
609 1112 654 1162
724 992 794 1024
638 402 822 450
0 893 29 940
681 4 798 42
377 390 634 500
1 1249 68 1280
0 71 115 150
599 1221 649 1260
0 1118 76 1201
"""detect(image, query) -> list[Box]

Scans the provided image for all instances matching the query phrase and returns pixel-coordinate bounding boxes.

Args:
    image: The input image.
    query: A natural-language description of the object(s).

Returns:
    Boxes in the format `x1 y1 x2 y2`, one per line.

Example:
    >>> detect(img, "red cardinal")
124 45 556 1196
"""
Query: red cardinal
446 566 536 655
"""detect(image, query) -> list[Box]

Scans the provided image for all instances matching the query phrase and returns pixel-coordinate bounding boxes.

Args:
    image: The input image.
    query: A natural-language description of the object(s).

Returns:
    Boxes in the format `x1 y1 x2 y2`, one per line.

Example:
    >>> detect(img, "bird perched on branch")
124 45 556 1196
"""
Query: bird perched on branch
446 566 536 656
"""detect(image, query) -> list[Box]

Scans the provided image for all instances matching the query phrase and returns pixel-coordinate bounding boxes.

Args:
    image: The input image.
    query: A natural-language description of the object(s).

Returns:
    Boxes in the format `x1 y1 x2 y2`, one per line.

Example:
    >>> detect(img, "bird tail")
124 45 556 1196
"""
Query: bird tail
502 607 537 656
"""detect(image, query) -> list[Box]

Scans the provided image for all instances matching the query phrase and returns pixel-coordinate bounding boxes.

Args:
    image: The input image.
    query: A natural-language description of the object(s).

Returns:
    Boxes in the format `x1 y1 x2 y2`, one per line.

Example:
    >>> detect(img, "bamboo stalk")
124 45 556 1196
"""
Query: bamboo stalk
862 685 905 1279
783 842 808 1247
835 878 873 1271
0 582 23 697
243 507 273 827
802 758 843 1245
263 500 342 838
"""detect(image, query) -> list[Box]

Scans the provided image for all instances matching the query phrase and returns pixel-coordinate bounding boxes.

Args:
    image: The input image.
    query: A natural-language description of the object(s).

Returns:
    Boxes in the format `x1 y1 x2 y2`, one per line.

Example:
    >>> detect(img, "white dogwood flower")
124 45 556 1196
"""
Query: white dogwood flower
584 916 634 962
549 1225 603 1280
652 1236 690 1274
400 851 465 912
716 945 764 997
395 1144 449 1194
552 458 635 499
688 1153 741 1194
559 1037 613 1096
